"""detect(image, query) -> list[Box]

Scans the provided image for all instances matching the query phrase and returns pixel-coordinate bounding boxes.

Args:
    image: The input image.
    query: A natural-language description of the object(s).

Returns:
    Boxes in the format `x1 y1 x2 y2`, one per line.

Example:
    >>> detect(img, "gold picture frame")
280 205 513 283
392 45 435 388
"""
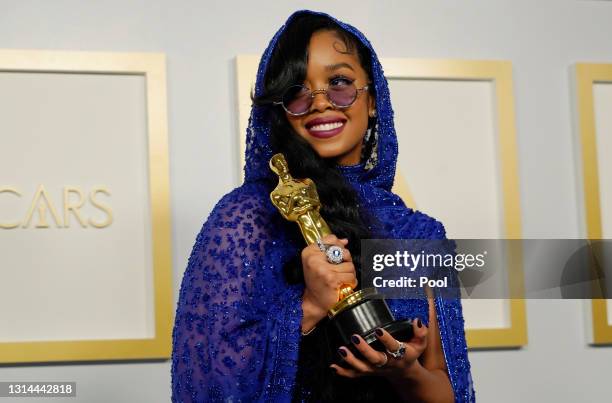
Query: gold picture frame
574 62 612 344
235 55 527 348
0 49 173 363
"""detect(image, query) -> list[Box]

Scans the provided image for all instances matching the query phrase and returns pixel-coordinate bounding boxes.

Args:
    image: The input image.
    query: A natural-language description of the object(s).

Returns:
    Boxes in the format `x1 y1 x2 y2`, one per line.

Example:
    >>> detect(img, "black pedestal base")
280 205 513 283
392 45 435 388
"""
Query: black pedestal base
326 297 414 366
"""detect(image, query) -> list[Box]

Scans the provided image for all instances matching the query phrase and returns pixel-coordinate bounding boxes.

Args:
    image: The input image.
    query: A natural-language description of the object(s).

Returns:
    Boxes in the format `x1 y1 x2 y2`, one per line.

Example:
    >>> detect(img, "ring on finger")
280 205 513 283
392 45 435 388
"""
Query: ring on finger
315 238 344 264
386 340 406 359
325 245 344 264
315 238 326 252
374 353 389 368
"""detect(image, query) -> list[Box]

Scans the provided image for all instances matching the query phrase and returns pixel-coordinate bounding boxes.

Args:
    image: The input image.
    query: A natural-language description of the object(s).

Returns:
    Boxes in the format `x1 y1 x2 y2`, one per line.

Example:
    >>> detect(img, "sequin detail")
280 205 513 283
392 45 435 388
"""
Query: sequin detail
172 9 474 403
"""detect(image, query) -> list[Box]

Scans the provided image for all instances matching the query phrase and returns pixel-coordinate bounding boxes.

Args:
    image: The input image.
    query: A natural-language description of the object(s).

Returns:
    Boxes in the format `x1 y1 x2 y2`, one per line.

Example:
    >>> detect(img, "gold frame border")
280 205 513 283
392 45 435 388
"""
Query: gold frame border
382 59 527 348
0 49 173 363
574 62 612 344
235 55 527 348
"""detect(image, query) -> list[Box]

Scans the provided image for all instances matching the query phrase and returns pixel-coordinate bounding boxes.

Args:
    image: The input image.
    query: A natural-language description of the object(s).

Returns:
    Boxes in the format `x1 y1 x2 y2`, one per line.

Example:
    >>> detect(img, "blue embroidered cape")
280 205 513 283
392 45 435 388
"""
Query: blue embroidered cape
171 9 475 402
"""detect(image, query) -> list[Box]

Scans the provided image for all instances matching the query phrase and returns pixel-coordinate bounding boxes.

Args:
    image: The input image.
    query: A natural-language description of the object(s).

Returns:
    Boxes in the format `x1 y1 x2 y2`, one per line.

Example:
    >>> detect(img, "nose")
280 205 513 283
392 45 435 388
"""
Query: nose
310 89 333 113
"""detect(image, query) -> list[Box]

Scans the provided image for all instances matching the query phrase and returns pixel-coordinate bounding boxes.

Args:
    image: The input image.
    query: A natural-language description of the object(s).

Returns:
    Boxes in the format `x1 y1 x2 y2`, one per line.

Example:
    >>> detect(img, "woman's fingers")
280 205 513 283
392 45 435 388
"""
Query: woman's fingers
305 236 351 261
340 248 352 262
410 317 429 355
330 364 360 378
321 234 340 245
374 319 429 362
349 334 389 368
330 261 355 273
336 272 358 289
373 327 417 362
337 346 372 374
333 320 430 380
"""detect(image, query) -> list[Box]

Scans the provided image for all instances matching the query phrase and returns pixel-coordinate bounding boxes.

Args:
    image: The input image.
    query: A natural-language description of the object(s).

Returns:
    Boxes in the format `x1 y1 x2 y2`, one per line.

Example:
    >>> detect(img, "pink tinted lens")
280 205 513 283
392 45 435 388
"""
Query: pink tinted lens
327 84 357 107
283 86 311 115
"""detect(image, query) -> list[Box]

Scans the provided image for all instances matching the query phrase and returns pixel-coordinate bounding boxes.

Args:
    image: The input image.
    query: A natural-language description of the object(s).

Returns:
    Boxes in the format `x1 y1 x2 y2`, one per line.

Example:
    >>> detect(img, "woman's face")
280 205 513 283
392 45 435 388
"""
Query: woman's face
285 30 375 166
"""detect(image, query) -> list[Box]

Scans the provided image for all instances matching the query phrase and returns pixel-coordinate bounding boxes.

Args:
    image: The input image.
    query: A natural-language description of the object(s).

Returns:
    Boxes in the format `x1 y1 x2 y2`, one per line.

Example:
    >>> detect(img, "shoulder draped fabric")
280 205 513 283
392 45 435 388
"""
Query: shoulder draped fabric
171 9 475 402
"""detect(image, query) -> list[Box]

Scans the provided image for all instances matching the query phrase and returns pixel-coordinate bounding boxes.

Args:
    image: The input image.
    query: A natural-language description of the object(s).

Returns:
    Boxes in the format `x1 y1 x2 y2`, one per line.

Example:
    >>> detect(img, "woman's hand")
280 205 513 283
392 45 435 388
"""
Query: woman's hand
330 318 428 381
331 295 454 403
300 234 357 333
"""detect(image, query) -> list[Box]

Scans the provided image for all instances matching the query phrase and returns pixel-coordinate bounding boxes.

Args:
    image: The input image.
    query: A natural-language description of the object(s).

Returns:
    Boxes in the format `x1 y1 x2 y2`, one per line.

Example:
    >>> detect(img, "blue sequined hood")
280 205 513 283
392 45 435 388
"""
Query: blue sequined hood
244 9 397 191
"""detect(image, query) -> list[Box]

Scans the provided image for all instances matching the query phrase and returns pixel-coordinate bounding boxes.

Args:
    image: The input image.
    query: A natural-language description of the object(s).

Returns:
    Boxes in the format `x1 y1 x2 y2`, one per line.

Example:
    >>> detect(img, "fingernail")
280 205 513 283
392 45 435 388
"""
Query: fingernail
338 347 347 357
417 318 422 328
330 366 337 373
375 328 383 337
351 335 360 344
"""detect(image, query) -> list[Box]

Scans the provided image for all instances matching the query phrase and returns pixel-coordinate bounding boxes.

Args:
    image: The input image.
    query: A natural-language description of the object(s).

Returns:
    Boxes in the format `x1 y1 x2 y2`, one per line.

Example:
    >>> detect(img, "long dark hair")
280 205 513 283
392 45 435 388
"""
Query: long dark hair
252 14 400 402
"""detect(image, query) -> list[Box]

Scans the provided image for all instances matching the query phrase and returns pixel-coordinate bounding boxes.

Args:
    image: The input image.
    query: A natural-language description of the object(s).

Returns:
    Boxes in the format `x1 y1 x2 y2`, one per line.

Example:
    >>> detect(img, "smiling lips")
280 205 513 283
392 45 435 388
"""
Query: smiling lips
305 117 347 138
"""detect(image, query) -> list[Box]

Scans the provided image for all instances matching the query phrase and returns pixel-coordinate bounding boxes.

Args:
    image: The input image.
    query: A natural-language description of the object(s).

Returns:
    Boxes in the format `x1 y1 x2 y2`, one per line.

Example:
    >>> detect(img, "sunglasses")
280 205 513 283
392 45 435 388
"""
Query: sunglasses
273 81 370 116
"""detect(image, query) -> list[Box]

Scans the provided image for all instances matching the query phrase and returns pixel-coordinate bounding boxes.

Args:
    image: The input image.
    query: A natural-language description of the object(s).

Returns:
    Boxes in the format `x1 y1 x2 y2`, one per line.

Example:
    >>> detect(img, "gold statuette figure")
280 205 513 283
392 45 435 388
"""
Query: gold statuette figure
270 155 405 353
269 153 331 244
270 153 374 307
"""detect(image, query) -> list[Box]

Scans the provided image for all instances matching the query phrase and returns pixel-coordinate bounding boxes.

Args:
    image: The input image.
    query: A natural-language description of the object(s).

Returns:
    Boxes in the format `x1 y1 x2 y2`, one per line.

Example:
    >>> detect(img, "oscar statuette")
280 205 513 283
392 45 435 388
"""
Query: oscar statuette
269 153 413 365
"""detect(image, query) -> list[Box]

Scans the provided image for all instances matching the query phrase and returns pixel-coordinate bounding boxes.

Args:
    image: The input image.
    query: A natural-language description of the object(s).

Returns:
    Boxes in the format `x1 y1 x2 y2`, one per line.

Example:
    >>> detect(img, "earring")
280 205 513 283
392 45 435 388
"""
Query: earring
364 121 379 171
369 110 377 118
363 125 372 142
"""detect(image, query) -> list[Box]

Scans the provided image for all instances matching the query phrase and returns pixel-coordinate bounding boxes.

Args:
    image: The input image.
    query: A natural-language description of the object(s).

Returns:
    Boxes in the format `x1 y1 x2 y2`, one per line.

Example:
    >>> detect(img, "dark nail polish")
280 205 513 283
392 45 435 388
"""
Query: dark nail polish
330 366 337 373
338 347 347 357
417 318 422 328
375 328 383 337
351 335 360 344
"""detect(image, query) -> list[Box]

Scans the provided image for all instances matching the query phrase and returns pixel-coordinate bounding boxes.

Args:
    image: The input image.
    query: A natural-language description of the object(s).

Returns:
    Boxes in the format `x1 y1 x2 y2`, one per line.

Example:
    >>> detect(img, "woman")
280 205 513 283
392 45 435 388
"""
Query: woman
172 9 475 402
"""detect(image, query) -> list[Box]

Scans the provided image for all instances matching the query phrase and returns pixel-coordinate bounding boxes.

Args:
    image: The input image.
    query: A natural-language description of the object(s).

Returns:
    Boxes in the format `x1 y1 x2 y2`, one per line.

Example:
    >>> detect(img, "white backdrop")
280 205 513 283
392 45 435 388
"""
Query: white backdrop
390 79 509 330
2 1 612 402
0 72 155 343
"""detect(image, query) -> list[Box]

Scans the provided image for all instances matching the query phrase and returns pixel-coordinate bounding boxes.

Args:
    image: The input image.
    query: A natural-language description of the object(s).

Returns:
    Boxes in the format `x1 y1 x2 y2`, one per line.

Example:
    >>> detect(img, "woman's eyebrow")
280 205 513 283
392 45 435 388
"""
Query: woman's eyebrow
324 62 354 72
